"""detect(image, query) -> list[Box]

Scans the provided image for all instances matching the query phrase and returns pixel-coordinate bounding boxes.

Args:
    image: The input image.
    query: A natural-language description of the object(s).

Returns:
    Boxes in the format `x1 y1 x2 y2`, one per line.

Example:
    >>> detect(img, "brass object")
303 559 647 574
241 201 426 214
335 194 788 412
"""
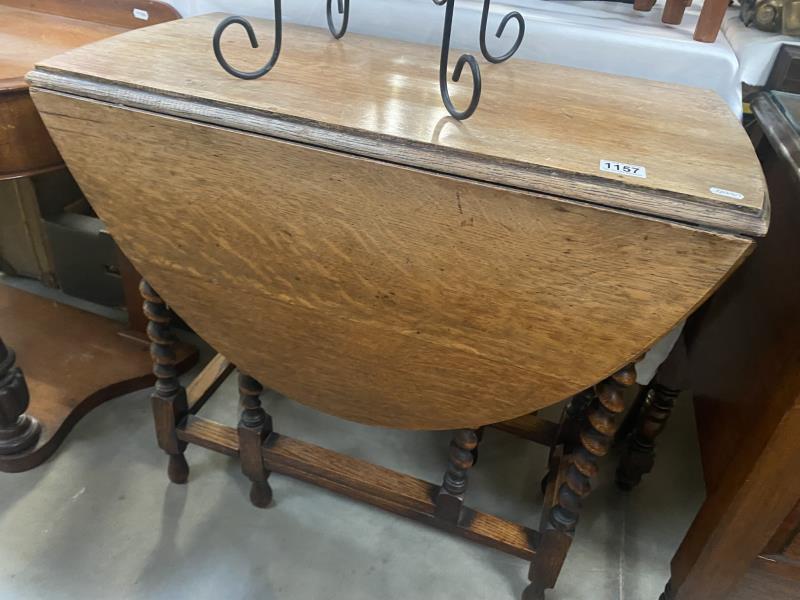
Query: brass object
741 0 800 36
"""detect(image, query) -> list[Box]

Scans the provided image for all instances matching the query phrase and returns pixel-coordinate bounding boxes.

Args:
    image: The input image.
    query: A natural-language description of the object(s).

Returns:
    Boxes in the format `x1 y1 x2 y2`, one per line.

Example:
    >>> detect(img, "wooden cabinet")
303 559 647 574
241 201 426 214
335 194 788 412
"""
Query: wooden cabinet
664 91 800 600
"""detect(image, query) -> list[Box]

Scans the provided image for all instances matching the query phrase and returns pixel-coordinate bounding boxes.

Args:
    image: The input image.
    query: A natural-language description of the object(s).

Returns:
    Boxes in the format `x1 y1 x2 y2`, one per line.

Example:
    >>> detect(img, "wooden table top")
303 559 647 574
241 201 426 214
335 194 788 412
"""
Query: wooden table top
1 0 179 178
30 13 768 236
0 5 123 91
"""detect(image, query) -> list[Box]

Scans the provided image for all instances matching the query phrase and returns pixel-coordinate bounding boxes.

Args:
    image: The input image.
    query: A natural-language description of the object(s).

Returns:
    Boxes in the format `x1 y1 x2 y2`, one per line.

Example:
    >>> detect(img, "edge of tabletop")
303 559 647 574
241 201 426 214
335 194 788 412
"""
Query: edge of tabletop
26 65 770 238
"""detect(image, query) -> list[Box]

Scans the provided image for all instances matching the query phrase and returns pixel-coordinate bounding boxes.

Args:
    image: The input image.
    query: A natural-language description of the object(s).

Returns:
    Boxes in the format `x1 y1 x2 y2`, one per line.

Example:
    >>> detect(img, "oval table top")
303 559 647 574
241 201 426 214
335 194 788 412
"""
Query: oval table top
29 15 761 429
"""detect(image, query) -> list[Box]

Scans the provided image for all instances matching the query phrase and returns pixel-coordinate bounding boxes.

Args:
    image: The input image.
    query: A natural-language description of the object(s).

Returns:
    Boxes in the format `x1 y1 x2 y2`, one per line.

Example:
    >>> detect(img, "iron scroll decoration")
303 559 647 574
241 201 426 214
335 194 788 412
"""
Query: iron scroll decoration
212 0 525 120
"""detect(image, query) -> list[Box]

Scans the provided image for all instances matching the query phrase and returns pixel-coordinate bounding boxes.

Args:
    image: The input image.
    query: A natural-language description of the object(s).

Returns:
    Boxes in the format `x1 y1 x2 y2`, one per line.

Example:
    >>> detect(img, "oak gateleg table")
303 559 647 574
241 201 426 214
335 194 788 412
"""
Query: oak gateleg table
27 14 768 597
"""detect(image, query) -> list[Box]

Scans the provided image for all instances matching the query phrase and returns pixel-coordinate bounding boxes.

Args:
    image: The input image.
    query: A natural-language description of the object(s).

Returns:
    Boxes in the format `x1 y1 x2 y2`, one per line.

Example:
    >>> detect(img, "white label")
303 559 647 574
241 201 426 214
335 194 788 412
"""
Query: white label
709 187 744 200
599 160 646 179
132 8 149 20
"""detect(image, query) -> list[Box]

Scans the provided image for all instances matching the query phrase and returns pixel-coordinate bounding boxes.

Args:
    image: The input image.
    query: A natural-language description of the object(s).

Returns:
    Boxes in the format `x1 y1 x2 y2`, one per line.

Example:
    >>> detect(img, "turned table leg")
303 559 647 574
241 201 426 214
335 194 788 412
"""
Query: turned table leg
615 383 679 490
435 429 480 522
237 372 273 508
617 335 687 490
559 387 596 445
0 337 40 455
540 387 595 493
525 364 636 599
141 279 190 484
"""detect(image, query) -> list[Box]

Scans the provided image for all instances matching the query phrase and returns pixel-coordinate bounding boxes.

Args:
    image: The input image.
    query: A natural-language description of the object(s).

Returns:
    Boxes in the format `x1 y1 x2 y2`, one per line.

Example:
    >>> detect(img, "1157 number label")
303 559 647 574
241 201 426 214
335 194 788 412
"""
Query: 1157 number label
599 160 647 179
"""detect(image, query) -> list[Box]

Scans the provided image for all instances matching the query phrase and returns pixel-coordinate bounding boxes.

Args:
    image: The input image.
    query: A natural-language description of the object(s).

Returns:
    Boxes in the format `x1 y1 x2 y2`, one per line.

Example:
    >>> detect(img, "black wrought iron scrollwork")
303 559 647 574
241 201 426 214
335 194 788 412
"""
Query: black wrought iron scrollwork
213 0 349 80
211 0 521 119
213 3 283 80
326 0 350 39
479 0 525 63
434 0 481 120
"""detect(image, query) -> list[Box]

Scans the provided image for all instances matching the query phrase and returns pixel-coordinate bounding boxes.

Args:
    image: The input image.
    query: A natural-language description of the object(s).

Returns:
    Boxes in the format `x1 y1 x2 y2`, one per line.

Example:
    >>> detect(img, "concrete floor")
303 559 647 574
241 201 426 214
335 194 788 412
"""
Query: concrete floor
0 282 706 600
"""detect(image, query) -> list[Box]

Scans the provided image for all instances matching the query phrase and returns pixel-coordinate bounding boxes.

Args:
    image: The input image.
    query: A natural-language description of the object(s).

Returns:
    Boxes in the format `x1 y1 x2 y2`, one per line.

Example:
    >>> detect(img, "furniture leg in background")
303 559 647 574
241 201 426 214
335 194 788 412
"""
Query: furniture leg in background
693 0 730 42
116 246 148 335
0 283 196 473
661 0 691 25
616 334 688 490
632 0 727 42
634 0 658 11
0 337 40 456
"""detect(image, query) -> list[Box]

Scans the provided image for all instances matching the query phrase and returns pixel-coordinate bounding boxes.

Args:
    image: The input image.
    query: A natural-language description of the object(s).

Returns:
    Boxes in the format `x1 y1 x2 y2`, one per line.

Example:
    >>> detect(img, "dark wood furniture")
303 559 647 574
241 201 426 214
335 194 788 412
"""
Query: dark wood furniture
658 91 800 600
0 0 194 473
29 15 768 597
0 284 197 472
765 45 800 95
0 0 183 178
616 332 688 490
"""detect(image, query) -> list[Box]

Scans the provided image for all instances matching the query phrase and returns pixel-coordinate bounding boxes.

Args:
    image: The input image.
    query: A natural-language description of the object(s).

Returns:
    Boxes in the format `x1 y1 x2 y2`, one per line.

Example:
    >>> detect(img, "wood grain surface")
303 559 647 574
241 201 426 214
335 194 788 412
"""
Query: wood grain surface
0 5 123 86
29 14 768 235
0 0 180 29
0 1 178 177
32 90 752 429
0 5 122 176
0 87 63 178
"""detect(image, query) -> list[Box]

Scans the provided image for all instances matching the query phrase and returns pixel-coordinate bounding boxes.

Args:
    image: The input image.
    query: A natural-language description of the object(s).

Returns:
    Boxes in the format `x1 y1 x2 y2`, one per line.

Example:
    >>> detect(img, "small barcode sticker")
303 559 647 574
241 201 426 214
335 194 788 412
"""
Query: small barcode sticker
709 187 744 200
132 7 149 20
599 160 646 179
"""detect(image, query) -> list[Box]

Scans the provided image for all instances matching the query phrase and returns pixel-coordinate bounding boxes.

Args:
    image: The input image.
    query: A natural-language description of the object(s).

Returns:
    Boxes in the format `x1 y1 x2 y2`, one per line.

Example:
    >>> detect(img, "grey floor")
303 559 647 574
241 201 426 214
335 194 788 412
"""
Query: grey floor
0 280 706 600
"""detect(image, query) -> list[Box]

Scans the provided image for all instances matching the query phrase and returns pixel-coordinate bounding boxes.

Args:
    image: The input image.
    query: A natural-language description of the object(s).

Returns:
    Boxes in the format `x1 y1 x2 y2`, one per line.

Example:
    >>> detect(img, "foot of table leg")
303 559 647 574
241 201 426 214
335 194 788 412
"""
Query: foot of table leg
167 454 189 484
141 279 190 484
238 373 273 508
0 338 40 455
435 428 479 523
521 581 546 600
660 580 675 600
